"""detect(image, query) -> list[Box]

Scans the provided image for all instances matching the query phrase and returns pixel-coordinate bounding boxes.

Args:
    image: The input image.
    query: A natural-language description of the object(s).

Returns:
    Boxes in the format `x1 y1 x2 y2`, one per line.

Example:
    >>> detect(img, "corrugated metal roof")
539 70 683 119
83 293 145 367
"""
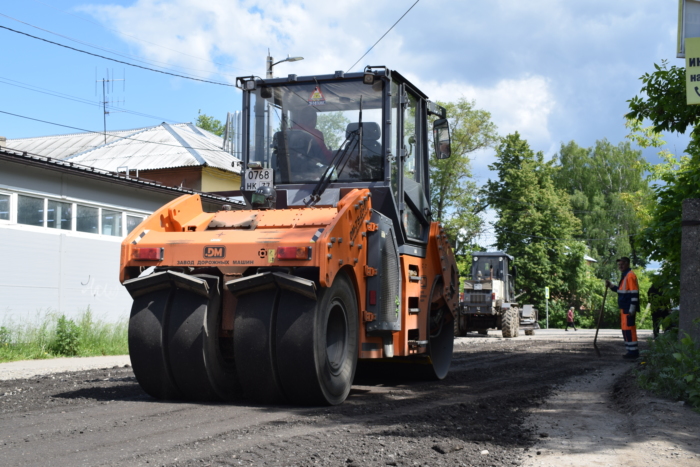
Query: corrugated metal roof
0 146 245 206
6 123 240 174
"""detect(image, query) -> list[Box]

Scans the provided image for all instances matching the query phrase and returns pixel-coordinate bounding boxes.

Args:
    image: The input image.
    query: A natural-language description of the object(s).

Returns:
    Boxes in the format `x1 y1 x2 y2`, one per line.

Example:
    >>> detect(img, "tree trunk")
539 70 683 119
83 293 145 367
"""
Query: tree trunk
680 198 700 346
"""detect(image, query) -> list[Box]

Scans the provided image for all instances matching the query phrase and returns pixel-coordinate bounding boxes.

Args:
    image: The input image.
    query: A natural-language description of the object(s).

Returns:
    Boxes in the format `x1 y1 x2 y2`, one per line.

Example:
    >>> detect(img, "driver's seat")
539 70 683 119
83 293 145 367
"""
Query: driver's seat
272 130 326 182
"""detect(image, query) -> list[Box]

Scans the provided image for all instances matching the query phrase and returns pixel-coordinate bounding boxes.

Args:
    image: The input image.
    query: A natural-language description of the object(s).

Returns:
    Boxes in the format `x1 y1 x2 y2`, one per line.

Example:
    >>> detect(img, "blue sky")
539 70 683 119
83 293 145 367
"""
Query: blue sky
0 0 688 214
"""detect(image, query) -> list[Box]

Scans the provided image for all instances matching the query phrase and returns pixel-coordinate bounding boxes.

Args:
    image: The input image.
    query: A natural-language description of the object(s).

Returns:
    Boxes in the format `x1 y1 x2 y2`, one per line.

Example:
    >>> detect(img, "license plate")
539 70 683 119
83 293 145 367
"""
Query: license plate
473 283 483 290
243 168 273 191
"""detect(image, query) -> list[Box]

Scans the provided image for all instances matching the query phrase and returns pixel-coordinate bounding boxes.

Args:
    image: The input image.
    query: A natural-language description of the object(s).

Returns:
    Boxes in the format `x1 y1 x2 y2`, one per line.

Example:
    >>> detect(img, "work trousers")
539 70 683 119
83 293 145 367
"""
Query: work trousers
620 309 638 354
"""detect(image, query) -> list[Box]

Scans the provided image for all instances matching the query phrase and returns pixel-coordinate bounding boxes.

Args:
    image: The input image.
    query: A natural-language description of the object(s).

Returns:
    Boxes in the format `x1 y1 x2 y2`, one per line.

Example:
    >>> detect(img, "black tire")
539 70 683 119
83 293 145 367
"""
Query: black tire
233 280 286 403
128 286 182 400
501 307 520 338
426 305 454 380
128 273 238 401
276 270 358 405
166 275 238 401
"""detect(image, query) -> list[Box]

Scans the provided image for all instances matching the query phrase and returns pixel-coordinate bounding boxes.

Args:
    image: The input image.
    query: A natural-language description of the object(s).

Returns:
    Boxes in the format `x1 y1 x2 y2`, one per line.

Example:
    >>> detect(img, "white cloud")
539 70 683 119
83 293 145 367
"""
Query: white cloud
417 75 555 147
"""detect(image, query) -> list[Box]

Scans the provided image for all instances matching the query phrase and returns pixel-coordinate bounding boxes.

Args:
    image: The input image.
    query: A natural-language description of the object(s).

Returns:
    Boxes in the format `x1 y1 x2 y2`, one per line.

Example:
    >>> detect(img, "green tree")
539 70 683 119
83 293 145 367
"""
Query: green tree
551 139 652 279
626 61 700 305
486 133 582 315
195 111 224 136
316 112 350 151
429 98 498 257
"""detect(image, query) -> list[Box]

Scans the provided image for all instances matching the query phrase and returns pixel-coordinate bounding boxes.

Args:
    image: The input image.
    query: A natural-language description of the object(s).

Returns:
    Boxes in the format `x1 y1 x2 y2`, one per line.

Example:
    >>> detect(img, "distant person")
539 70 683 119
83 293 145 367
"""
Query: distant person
606 257 639 359
565 307 577 331
291 106 333 162
648 282 670 339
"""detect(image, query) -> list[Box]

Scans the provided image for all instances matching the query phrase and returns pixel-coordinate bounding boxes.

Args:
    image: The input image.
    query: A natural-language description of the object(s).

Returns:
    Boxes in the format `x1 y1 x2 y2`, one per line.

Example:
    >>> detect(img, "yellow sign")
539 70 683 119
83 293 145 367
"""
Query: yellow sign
686 37 700 104
308 86 326 106
544 287 550 299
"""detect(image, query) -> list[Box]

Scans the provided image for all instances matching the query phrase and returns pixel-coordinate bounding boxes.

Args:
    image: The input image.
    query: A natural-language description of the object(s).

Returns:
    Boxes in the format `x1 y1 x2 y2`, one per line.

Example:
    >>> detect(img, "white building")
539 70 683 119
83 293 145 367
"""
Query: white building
0 144 238 323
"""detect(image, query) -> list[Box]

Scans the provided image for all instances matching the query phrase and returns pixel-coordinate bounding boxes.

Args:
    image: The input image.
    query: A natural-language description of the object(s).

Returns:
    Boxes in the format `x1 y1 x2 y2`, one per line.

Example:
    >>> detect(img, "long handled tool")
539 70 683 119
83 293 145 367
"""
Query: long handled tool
594 283 609 357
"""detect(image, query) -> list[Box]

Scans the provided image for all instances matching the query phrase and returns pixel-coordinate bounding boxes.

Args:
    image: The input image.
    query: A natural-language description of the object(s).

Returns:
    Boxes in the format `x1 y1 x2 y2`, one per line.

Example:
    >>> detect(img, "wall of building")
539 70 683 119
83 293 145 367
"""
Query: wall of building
0 160 218 324
138 167 203 192
201 167 241 192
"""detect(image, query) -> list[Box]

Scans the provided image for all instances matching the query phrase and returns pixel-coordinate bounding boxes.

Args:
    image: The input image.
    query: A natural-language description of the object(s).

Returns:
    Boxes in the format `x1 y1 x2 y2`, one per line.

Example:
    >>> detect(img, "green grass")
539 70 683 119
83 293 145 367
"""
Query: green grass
636 311 700 411
0 308 127 363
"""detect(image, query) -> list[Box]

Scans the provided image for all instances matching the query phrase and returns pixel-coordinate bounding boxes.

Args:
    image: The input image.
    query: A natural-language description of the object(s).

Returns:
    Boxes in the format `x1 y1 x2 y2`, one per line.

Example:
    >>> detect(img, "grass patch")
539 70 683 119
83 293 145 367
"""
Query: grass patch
0 308 127 363
637 311 700 411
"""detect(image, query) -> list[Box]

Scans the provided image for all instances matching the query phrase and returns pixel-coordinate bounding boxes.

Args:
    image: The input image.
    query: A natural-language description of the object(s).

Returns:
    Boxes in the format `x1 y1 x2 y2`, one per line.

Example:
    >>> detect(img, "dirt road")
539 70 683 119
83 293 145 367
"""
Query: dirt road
1 329 698 467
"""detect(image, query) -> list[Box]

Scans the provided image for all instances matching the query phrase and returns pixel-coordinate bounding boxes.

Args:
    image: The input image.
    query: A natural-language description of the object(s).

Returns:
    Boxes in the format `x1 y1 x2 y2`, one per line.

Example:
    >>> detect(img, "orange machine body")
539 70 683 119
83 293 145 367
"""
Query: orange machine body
120 190 458 360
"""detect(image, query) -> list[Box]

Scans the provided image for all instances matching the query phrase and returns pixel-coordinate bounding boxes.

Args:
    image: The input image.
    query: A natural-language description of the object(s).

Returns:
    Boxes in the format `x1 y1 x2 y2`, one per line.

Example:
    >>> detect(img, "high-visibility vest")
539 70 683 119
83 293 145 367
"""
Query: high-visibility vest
611 269 639 314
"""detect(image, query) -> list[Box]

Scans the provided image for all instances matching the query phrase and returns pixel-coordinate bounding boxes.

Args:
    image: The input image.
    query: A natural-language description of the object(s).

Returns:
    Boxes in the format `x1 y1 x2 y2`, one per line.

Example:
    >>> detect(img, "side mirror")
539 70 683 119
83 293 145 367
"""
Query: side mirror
433 118 451 159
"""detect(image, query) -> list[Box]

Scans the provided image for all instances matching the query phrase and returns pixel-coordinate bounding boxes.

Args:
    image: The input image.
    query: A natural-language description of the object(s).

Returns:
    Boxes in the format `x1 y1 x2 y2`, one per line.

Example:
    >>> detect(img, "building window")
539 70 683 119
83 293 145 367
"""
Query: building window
17 195 44 227
101 209 122 236
0 194 9 221
126 215 144 234
47 200 72 230
76 205 99 234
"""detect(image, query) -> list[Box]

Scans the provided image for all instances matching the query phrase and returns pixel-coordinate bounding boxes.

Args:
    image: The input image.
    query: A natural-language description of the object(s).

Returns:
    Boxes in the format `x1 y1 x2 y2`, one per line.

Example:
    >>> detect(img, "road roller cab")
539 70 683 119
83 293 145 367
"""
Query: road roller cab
119 67 460 405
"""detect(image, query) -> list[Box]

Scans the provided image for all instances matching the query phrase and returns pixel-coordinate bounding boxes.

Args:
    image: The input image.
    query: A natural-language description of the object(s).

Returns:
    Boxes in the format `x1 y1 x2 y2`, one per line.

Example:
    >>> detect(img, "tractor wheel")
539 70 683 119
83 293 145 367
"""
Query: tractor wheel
501 307 520 338
127 271 238 401
276 270 358 405
525 329 535 336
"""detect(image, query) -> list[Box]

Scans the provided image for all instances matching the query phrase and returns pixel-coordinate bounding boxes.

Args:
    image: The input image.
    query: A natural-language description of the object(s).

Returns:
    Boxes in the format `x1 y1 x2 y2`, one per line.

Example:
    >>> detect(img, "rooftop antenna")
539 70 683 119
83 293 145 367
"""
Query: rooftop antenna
95 68 126 144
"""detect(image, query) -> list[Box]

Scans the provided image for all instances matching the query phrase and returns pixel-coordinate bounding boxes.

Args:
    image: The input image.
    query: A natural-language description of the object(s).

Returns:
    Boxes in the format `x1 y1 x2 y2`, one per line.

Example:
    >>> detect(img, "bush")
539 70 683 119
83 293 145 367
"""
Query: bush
637 311 700 410
0 309 127 363
50 315 81 356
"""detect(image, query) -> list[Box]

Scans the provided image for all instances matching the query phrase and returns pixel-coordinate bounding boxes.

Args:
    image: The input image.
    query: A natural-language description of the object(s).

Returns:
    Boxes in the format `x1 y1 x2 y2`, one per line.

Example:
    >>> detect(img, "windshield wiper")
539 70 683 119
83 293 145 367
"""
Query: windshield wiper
305 96 364 206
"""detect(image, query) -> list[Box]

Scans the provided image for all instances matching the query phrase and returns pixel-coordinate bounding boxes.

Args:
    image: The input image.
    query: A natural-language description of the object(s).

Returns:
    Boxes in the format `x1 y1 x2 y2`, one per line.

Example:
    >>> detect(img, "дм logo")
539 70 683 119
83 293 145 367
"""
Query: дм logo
204 246 226 258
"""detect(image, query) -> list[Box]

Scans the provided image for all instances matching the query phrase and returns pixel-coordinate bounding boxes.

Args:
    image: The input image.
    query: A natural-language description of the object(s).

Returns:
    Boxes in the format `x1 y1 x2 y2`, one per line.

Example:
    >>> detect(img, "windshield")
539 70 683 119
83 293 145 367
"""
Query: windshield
471 256 506 281
249 79 384 184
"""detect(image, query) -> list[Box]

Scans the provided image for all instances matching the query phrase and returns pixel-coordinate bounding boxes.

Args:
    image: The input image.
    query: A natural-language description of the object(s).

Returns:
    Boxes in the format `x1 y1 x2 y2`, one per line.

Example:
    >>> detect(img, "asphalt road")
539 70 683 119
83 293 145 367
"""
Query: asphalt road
0 329 650 467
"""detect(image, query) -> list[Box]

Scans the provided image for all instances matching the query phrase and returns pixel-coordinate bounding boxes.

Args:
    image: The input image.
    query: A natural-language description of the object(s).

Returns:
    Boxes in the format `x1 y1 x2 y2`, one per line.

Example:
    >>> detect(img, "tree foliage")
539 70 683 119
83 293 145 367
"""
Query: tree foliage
486 133 583 314
316 112 350 151
551 139 652 279
429 98 498 254
195 111 224 136
626 62 700 305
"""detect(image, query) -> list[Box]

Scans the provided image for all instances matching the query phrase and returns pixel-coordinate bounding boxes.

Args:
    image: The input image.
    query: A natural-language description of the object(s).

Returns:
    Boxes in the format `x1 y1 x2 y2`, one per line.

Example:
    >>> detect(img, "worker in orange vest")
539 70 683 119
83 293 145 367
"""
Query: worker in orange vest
606 257 639 359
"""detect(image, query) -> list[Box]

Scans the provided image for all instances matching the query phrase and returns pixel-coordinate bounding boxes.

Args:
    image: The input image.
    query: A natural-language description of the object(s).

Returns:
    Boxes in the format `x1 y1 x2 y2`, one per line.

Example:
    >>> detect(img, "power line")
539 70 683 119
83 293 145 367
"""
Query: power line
0 12 244 79
0 75 177 123
28 0 250 72
0 109 234 153
346 0 420 72
0 24 236 87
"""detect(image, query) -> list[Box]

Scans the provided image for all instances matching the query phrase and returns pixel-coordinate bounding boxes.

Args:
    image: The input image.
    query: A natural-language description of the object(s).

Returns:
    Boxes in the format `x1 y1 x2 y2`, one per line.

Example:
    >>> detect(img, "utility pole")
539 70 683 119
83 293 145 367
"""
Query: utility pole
545 286 550 329
264 51 303 166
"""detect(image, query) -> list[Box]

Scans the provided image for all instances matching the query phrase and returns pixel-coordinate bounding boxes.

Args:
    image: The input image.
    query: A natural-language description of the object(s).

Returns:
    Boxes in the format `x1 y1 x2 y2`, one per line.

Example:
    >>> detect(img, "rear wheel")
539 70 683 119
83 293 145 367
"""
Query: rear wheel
501 307 520 338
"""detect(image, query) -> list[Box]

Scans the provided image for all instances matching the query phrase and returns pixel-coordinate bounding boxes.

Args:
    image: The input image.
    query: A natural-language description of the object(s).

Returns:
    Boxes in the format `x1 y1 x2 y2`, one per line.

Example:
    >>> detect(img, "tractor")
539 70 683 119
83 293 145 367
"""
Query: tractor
455 251 539 338
119 67 460 405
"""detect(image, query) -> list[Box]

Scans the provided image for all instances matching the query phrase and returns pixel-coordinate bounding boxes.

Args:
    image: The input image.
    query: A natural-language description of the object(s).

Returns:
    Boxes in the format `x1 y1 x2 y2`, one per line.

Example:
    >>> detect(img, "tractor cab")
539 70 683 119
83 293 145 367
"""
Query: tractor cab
470 252 515 302
236 67 451 255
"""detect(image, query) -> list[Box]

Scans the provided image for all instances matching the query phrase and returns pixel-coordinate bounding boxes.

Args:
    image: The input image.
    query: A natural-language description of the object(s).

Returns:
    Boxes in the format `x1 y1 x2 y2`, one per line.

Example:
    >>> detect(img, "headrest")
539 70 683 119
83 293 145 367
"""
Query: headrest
346 122 380 141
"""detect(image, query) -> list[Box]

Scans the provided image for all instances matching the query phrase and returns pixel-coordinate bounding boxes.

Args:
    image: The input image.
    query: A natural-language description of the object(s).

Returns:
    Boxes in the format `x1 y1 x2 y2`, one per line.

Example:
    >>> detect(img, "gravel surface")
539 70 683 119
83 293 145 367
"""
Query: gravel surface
3 329 691 467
